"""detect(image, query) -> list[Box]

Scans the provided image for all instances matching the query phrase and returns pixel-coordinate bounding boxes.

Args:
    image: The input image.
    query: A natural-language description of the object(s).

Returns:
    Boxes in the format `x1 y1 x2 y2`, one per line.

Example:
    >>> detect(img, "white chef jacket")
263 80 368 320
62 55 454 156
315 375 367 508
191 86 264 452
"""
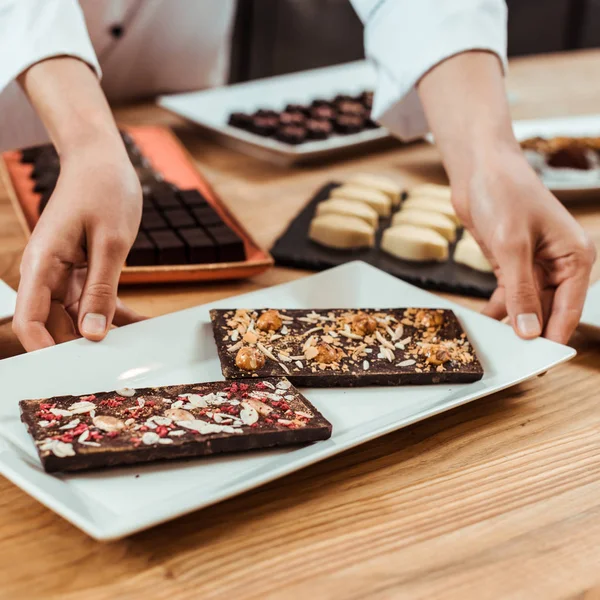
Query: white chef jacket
0 0 507 152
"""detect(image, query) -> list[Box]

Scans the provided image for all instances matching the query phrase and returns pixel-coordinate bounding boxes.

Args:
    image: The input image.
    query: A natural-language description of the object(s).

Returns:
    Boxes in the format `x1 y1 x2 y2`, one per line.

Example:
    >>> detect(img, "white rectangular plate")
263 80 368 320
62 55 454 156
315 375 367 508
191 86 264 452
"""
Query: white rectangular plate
0 262 574 540
579 280 600 340
158 61 394 166
0 280 16 325
513 114 600 194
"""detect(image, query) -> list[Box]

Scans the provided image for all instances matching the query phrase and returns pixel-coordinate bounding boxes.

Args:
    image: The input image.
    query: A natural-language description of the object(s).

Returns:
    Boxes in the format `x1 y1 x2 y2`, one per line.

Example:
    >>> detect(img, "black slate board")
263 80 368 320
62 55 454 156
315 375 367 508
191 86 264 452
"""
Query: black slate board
271 183 497 298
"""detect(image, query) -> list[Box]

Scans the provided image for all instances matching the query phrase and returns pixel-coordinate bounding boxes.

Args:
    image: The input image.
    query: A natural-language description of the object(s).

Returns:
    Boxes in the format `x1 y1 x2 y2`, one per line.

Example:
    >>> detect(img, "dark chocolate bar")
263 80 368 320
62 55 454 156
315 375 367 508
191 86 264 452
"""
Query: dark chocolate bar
20 378 332 473
210 308 483 387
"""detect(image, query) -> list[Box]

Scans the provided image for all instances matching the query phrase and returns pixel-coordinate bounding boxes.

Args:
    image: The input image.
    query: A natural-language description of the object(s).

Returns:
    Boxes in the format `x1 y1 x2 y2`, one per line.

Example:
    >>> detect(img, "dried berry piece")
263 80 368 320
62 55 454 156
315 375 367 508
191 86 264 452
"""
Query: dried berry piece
235 346 266 371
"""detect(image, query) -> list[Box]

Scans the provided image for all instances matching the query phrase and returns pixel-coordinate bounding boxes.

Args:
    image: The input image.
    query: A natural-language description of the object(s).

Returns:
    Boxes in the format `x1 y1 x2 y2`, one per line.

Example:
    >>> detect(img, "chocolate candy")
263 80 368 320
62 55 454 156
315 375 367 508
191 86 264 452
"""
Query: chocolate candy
305 119 333 140
33 171 58 194
337 100 366 117
147 230 186 265
141 209 168 231
227 89 376 145
228 112 253 130
255 109 279 118
285 103 310 116
20 378 333 473
310 105 337 122
334 114 365 134
178 189 209 208
250 115 279 136
21 146 44 164
358 91 374 109
127 231 156 266
150 181 181 210
547 145 591 170
178 227 217 263
211 308 484 387
192 205 223 227
275 125 307 145
26 137 247 268
279 111 306 127
163 208 196 229
206 225 245 262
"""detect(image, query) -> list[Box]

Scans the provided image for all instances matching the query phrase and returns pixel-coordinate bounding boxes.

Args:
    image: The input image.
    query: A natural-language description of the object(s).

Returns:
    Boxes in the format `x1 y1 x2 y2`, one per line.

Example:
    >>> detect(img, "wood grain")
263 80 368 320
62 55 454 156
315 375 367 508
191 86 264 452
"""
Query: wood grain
1 50 600 599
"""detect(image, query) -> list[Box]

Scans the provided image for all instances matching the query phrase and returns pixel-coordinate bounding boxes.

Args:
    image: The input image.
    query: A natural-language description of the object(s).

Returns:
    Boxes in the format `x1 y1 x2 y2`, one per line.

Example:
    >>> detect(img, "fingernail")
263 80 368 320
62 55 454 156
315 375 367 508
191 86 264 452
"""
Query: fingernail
81 313 107 336
516 313 541 338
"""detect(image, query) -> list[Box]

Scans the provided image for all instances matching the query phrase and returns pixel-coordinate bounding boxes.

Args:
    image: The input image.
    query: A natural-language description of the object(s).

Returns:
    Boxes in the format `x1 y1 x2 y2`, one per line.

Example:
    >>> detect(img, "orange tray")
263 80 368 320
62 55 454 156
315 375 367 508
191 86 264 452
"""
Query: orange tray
1 125 273 285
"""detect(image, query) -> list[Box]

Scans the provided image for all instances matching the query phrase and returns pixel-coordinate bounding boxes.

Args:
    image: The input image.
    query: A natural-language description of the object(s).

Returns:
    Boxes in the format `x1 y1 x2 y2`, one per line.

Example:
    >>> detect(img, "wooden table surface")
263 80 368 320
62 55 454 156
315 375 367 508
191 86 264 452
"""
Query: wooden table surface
2 50 600 599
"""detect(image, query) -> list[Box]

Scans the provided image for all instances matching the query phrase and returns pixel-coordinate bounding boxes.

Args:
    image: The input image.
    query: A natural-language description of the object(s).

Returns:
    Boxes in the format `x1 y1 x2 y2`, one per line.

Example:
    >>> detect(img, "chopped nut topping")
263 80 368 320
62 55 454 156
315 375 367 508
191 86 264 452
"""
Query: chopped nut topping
314 342 344 364
351 312 377 336
256 309 283 332
235 346 266 371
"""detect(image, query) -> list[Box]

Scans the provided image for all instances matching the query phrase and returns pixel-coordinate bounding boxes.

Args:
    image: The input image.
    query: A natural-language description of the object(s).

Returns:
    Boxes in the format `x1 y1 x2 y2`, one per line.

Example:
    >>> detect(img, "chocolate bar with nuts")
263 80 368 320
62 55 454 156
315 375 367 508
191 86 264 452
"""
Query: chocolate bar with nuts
20 378 332 473
210 308 484 387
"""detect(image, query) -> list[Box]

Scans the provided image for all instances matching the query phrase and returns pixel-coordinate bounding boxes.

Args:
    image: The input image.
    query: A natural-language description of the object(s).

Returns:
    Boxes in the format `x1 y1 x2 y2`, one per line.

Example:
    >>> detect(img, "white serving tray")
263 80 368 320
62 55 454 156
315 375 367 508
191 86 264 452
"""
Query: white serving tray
513 114 600 194
0 280 16 325
0 262 574 540
158 60 395 166
579 280 600 340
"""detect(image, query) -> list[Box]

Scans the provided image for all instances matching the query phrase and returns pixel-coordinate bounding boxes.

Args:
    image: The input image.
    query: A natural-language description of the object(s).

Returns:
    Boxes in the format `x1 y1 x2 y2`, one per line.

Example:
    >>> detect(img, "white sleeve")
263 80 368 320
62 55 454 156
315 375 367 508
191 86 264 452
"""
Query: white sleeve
0 0 101 151
350 0 508 140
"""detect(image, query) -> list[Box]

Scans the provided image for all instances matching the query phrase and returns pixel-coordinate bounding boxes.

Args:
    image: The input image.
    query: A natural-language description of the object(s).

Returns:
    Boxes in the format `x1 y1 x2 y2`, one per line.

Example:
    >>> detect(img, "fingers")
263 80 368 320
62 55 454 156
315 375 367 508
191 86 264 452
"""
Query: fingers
545 272 593 345
112 298 147 327
494 236 543 340
482 286 507 321
13 253 70 352
78 232 129 341
46 302 79 345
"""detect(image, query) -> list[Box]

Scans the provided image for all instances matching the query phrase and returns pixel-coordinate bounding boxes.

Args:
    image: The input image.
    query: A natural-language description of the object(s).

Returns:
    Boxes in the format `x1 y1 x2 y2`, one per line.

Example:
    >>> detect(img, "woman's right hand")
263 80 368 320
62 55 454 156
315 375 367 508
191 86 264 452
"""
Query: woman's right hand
13 137 144 351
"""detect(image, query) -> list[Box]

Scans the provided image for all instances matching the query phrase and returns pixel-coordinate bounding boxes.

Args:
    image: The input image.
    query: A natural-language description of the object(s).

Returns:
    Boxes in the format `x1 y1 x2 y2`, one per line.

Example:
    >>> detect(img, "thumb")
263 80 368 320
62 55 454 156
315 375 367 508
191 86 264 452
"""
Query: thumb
495 236 543 340
78 233 128 341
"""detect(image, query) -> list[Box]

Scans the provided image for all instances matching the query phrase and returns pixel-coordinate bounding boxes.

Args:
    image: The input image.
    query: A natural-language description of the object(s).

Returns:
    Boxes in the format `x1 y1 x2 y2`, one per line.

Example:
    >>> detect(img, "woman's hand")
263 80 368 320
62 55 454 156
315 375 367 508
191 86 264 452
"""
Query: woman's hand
418 51 595 344
13 56 144 351
13 142 144 351
453 146 595 344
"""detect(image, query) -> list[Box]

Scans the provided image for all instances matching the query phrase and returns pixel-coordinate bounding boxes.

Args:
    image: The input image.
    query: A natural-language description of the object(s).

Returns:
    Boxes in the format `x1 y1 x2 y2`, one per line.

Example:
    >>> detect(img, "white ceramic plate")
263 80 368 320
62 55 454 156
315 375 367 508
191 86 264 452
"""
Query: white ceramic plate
0 262 574 540
158 61 394 166
0 280 16 325
513 114 600 194
579 280 600 340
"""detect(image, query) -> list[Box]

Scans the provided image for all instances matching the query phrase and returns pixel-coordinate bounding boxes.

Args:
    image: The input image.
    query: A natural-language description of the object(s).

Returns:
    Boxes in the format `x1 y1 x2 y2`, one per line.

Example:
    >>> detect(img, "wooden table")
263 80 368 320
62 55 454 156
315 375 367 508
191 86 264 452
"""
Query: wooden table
2 50 600 599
